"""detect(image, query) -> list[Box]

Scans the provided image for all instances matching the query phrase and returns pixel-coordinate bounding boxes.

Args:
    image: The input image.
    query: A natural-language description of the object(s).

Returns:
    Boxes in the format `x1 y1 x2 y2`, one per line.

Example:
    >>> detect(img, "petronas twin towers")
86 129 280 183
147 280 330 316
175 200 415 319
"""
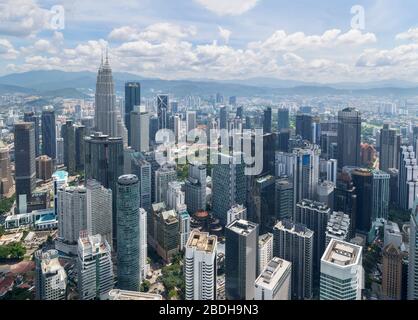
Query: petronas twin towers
95 51 126 140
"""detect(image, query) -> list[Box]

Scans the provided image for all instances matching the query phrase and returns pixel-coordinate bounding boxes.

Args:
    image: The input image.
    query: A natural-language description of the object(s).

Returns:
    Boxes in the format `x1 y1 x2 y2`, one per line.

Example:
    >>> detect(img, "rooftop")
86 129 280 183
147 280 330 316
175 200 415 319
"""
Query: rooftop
255 257 291 289
227 219 257 236
322 239 362 267
186 230 217 253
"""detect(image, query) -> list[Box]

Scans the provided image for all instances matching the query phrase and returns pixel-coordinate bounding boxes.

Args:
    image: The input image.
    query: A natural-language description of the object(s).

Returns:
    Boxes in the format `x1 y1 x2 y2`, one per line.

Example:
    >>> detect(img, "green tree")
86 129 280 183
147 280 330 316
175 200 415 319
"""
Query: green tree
140 280 151 292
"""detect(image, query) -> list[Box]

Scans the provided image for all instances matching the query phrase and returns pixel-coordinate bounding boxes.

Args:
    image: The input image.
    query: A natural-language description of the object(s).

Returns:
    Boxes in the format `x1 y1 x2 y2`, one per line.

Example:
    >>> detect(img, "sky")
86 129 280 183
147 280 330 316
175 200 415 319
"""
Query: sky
1 0 418 83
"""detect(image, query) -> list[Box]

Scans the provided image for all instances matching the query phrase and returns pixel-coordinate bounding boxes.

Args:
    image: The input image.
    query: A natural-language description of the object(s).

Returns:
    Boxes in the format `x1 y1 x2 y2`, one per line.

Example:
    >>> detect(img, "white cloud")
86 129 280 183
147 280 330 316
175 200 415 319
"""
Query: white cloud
0 39 19 59
0 0 53 37
396 28 418 41
218 26 232 44
194 0 259 16
108 26 139 42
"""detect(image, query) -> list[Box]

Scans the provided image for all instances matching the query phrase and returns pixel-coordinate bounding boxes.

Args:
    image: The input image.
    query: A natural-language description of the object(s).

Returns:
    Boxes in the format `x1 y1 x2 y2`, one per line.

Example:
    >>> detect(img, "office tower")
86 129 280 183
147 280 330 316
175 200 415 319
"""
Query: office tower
275 151 295 177
351 169 373 235
258 233 273 275
150 208 180 262
398 146 418 210
86 179 113 247
24 111 40 156
75 125 86 172
296 113 318 143
41 107 57 159
325 211 350 247
325 159 338 184
77 233 114 300
380 124 400 171
178 207 191 251
56 138 64 165
320 131 338 160
227 204 247 226
130 107 149 152
273 220 313 300
382 243 403 300
57 186 87 245
372 170 390 220
166 181 185 211
388 168 399 206
293 145 320 205
295 199 331 277
251 175 275 232
185 230 217 300
275 178 294 220
116 175 141 291
173 114 181 143
84 132 124 240
125 150 152 212
277 129 290 153
255 257 292 300
225 219 259 300
278 108 290 131
52 170 68 214
0 142 12 198
216 93 224 104
36 155 53 181
236 106 243 119
35 249 67 300
170 101 178 113
125 82 141 145
14 122 36 212
337 107 361 169
320 239 363 300
263 107 272 134
61 120 76 174
95 54 118 137
155 164 177 204
139 208 148 279
317 181 335 210
229 96 237 106
186 111 197 133
384 221 403 248
149 116 159 146
408 205 418 300
185 163 207 215
212 153 246 225
219 106 228 130
81 116 95 136
157 94 169 130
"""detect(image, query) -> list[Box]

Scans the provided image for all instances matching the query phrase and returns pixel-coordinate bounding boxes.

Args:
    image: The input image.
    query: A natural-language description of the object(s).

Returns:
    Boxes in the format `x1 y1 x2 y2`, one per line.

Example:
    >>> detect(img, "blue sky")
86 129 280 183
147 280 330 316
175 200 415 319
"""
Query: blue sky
1 0 418 82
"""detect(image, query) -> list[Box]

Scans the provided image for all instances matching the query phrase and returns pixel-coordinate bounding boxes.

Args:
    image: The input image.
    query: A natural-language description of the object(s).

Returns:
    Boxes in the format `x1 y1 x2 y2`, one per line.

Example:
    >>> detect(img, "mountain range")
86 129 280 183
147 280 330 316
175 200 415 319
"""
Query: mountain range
1 70 418 99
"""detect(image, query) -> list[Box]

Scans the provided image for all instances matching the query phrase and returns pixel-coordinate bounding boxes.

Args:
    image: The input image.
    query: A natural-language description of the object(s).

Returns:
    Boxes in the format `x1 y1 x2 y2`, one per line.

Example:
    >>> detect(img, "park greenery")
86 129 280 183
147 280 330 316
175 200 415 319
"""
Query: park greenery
159 253 185 299
0 242 26 260
0 195 15 215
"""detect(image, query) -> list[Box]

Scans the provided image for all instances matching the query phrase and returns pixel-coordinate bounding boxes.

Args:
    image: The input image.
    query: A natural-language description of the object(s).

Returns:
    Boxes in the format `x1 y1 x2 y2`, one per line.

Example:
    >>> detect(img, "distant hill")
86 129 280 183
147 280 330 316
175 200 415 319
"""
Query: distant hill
1 70 418 98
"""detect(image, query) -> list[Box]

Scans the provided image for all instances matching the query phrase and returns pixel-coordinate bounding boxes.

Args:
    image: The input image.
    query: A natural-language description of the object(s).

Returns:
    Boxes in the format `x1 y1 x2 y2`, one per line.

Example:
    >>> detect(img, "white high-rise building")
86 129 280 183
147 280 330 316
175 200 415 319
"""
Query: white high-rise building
57 186 87 245
77 233 114 300
399 146 418 210
166 180 185 211
35 249 67 300
275 152 295 178
130 106 149 152
185 230 217 300
139 208 148 279
325 211 350 247
326 159 338 185
408 202 418 300
255 257 292 300
155 164 177 204
258 233 273 275
86 179 113 248
320 239 363 300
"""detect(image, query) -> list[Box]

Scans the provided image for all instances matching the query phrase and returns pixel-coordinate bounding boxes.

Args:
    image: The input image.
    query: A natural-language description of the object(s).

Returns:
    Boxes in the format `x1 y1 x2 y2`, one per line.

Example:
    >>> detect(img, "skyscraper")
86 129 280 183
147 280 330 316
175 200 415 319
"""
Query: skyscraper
155 164 177 204
212 153 246 225
24 111 40 157
157 94 169 130
273 220 313 300
296 113 317 143
325 211 350 247
351 169 373 235
263 107 272 134
95 54 118 137
275 178 294 221
86 179 113 248
41 107 57 159
408 204 418 300
372 170 390 221
225 219 259 300
125 82 141 145
185 230 217 300
84 132 124 240
219 106 228 130
0 142 13 198
258 233 273 275
130 107 150 152
320 239 363 300
278 108 290 131
398 146 418 210
35 249 67 300
254 257 292 300
185 163 207 215
186 111 197 134
77 233 114 300
116 175 141 291
337 107 361 169
382 243 403 300
61 120 76 174
14 122 36 212
380 124 400 171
